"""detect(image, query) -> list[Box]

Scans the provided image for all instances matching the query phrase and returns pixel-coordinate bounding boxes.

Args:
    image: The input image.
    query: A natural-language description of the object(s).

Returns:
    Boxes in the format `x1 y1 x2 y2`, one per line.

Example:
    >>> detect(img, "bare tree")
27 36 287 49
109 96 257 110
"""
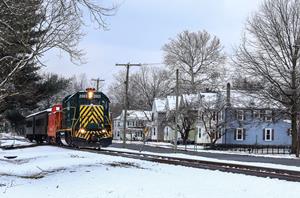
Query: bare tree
199 93 227 147
165 95 198 146
0 0 115 100
162 30 226 94
69 73 92 92
108 67 172 118
131 66 172 109
233 0 300 155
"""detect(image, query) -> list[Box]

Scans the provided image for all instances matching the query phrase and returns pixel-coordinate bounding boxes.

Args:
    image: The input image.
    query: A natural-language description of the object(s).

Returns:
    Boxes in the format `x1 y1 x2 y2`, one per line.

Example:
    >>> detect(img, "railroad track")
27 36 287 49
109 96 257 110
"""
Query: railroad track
80 148 300 182
3 144 300 182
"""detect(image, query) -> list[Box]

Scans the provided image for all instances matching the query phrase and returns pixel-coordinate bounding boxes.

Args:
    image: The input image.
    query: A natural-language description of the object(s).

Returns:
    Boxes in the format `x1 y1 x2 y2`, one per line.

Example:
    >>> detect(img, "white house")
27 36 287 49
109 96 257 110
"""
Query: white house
113 110 151 141
150 98 167 141
151 93 223 145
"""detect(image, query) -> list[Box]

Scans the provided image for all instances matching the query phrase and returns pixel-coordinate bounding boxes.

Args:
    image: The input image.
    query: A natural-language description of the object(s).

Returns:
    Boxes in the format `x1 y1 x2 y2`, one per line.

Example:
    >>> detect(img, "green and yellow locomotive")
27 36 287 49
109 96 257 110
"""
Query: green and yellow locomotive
57 88 113 148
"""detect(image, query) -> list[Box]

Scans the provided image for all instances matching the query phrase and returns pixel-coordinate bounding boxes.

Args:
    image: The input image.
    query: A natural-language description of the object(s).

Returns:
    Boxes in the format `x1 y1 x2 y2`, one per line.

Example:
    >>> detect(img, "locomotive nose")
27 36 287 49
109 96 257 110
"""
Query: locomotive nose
80 105 104 130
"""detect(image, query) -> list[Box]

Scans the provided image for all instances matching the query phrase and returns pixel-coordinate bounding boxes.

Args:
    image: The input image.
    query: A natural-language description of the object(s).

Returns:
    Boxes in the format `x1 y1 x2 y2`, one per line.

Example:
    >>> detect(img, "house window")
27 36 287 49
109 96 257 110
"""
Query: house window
117 122 120 127
198 128 201 138
253 110 260 119
265 110 273 122
235 128 245 141
237 110 244 121
153 128 156 136
117 131 120 137
287 128 292 136
128 121 133 127
264 128 274 141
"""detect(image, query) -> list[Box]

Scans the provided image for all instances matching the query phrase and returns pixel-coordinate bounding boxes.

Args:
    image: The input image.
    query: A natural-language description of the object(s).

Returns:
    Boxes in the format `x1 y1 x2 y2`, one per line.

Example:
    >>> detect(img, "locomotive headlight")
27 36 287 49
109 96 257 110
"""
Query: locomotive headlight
87 91 94 100
86 88 95 100
79 128 86 134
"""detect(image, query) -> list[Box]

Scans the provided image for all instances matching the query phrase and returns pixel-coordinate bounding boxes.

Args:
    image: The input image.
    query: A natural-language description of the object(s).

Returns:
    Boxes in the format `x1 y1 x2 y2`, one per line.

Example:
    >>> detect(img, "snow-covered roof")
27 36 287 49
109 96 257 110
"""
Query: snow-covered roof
153 98 167 112
228 91 281 109
116 110 152 121
182 94 198 103
200 93 218 103
26 108 52 118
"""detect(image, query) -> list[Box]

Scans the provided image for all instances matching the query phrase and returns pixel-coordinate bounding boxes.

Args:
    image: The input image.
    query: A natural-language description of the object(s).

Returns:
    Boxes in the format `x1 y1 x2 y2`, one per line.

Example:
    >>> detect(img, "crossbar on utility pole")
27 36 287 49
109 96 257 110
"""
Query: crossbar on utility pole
116 63 142 148
91 78 105 91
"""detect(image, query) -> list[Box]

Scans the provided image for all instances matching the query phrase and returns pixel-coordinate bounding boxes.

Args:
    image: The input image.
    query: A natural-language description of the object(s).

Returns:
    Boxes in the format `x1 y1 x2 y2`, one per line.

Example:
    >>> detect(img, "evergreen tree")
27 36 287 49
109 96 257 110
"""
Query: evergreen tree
0 0 45 112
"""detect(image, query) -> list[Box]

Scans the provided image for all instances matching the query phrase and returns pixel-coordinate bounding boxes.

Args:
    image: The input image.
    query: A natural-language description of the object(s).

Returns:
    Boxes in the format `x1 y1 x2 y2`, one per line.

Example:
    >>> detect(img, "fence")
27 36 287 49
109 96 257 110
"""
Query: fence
208 144 292 155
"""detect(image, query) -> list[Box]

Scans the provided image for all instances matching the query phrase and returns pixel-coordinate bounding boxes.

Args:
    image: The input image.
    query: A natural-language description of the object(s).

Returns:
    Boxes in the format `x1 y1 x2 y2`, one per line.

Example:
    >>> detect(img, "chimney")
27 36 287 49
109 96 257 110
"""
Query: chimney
226 83 231 107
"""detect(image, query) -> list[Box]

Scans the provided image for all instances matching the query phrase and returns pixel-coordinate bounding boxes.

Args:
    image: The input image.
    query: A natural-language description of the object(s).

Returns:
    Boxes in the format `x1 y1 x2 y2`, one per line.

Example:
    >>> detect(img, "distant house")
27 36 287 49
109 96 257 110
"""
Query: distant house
221 83 291 146
150 98 167 141
150 83 291 146
151 93 221 144
113 110 151 141
194 92 224 145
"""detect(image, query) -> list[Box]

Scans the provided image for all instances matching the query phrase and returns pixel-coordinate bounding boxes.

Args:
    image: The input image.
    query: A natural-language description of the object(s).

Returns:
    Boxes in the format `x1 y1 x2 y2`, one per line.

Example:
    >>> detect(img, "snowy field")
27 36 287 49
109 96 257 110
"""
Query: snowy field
0 133 34 148
1 146 300 198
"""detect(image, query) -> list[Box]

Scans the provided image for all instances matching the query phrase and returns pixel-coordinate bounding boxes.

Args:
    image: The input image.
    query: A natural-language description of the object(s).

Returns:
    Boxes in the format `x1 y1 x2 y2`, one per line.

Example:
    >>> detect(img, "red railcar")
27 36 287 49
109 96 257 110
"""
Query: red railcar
47 104 62 143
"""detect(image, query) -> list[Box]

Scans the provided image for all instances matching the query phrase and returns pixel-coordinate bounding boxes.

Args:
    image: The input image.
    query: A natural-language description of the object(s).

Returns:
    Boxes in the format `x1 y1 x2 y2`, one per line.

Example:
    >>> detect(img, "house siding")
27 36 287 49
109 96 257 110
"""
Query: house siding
223 108 291 146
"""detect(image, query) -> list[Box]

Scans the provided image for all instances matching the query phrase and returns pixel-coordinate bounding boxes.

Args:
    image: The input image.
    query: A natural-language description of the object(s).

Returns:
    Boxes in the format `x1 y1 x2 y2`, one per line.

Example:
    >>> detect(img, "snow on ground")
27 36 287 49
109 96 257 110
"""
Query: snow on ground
113 140 296 159
1 146 300 198
106 147 300 172
0 133 34 147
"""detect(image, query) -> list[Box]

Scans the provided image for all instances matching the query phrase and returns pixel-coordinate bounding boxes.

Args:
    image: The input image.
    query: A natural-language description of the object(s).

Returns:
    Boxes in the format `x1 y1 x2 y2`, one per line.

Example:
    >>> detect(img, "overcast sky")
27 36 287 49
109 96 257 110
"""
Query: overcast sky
42 0 263 90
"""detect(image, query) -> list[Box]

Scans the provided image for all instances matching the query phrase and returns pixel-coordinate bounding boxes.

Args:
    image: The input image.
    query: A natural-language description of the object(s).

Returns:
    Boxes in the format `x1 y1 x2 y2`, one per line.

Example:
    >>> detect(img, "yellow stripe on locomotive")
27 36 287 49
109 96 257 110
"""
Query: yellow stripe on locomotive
75 105 112 141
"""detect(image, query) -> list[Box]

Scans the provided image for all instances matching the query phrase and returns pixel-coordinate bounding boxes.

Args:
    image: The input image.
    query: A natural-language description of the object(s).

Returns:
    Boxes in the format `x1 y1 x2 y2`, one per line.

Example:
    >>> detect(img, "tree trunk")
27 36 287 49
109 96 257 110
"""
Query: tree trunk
191 70 196 94
291 108 299 156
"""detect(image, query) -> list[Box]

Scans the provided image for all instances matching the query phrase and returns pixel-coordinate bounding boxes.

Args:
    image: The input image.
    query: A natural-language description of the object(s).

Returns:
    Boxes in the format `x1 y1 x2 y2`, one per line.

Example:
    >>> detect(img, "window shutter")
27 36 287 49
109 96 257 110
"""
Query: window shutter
263 129 265 140
272 129 274 140
243 111 245 121
234 129 237 140
243 128 246 140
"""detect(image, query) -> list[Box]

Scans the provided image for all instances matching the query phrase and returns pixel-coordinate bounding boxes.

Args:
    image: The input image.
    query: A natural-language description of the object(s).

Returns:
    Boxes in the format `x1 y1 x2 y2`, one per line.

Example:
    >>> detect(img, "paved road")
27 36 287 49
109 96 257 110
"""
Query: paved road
109 143 300 167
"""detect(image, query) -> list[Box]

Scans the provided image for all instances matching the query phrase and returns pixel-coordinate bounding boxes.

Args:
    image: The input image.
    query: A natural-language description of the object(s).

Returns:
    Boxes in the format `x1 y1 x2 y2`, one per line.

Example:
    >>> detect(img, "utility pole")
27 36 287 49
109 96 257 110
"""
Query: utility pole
174 68 179 152
116 63 142 148
91 78 105 91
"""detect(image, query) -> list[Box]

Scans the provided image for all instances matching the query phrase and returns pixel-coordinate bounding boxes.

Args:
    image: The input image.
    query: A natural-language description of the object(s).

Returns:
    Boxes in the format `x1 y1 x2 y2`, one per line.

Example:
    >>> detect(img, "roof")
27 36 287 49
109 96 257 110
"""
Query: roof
228 90 282 109
26 108 52 118
116 110 152 121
